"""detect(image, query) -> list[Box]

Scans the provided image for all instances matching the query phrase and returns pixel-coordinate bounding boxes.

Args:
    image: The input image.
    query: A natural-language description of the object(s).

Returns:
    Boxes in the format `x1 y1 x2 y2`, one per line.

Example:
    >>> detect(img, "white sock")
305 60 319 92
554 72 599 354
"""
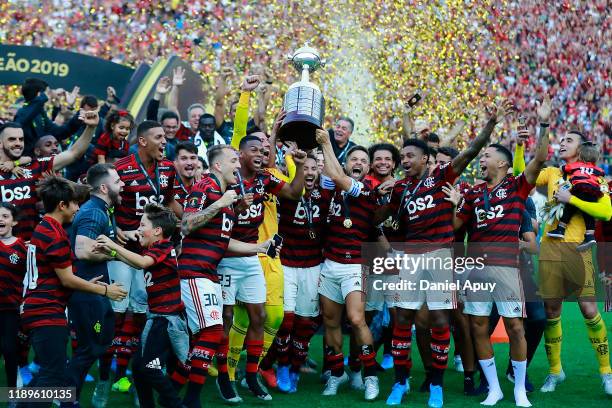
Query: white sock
512 360 531 407
479 358 503 405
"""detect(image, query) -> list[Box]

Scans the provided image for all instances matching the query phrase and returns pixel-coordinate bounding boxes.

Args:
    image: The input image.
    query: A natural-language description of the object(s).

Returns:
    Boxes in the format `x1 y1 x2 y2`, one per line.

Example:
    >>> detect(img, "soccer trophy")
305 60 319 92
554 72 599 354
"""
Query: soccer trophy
277 44 326 150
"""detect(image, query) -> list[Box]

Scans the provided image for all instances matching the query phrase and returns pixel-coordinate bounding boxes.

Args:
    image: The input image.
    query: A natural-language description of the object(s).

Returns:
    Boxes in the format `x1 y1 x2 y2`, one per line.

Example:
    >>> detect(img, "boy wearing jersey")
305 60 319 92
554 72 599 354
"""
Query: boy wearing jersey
378 101 513 407
106 120 183 392
20 176 126 407
452 110 550 407
94 204 187 408
0 203 26 388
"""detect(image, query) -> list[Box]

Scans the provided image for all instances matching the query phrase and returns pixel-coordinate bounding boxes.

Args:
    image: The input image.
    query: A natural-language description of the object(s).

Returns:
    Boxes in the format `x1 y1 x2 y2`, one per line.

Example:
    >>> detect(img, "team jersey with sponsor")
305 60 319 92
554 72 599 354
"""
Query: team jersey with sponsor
324 178 379 264
279 186 333 268
0 157 54 241
21 216 72 330
388 163 458 251
179 174 236 282
172 176 194 208
226 170 285 257
457 174 533 267
143 239 184 314
0 238 27 311
114 154 176 250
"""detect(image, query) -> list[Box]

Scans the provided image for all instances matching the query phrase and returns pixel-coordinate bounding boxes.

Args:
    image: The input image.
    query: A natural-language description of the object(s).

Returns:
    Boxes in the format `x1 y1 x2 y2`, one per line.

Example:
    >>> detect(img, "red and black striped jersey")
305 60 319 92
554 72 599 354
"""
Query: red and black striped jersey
226 170 285 257
172 176 194 208
143 239 184 314
0 157 54 241
0 238 27 311
114 154 176 251
179 174 236 282
457 174 533 267
388 163 458 252
324 179 379 264
278 187 333 268
21 216 72 330
563 161 605 190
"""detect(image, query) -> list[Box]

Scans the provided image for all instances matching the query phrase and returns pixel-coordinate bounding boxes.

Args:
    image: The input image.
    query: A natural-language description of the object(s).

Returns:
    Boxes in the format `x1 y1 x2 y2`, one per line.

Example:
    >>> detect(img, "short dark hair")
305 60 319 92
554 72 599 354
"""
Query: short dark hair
437 146 459 159
208 144 233 165
137 120 162 139
0 122 22 138
144 204 177 239
160 111 179 122
198 156 209 170
239 135 262 150
568 129 587 143
427 133 440 144
22 78 47 102
37 175 90 213
80 95 99 109
0 202 19 220
87 163 115 192
175 141 198 157
368 143 400 169
337 117 355 132
402 138 430 157
346 145 369 161
489 143 513 166
199 113 215 123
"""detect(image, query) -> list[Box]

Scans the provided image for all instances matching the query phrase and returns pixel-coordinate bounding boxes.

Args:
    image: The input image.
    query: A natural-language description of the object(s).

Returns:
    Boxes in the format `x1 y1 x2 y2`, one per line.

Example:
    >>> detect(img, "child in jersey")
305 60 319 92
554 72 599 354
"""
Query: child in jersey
0 203 26 388
547 142 606 250
91 110 134 164
93 204 188 408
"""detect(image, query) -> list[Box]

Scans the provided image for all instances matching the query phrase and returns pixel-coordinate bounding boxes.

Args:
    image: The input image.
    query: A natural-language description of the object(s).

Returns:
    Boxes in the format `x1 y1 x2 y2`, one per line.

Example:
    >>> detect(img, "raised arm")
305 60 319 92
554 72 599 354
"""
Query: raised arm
53 110 99 171
316 128 354 192
168 66 185 117
148 76 171 120
523 96 551 185
214 68 233 128
452 100 513 175
277 149 306 200
440 119 466 147
230 75 260 149
181 190 237 236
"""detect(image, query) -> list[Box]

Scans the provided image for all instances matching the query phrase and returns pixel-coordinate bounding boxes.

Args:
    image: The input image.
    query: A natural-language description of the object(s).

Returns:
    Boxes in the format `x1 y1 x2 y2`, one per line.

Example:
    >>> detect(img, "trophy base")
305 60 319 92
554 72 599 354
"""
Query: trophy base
277 113 322 151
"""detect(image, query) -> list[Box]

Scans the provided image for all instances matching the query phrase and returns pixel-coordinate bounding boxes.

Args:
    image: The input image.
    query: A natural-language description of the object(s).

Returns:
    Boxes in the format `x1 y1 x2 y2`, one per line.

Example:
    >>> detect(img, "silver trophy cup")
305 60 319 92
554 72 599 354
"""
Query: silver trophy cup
277 44 326 150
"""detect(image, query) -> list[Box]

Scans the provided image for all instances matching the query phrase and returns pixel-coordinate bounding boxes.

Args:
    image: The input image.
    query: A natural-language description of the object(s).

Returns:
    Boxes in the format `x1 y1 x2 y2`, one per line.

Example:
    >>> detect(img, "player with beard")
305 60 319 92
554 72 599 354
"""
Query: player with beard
315 129 383 401
66 164 125 407
101 121 183 396
514 132 612 393
366 143 400 187
448 99 551 407
0 112 97 241
262 154 333 393
20 176 126 407
172 141 200 207
378 101 513 407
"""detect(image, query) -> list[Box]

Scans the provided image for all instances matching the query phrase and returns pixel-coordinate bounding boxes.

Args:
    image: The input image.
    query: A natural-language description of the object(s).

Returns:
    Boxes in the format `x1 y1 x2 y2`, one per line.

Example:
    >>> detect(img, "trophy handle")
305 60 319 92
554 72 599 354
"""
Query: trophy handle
286 53 294 61
320 59 327 67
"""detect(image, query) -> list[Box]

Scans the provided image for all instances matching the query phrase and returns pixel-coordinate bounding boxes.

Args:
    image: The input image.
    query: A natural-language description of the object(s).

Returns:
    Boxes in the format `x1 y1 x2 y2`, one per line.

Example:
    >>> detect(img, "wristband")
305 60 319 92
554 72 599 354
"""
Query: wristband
540 122 549 128
110 249 117 258
104 285 108 297
13 160 20 167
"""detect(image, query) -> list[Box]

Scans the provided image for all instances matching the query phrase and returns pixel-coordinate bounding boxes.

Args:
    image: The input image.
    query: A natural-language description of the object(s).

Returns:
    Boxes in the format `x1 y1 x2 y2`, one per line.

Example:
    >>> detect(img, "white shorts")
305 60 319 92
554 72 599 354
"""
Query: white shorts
395 248 456 311
284 265 321 317
318 259 364 305
464 266 525 318
365 250 403 312
107 260 148 313
218 256 267 305
181 278 223 334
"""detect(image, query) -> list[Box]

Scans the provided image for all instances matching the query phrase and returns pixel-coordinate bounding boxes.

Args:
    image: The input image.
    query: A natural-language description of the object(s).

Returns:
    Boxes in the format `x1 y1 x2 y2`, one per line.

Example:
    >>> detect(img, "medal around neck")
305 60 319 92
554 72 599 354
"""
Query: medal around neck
277 44 326 150
343 218 353 229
